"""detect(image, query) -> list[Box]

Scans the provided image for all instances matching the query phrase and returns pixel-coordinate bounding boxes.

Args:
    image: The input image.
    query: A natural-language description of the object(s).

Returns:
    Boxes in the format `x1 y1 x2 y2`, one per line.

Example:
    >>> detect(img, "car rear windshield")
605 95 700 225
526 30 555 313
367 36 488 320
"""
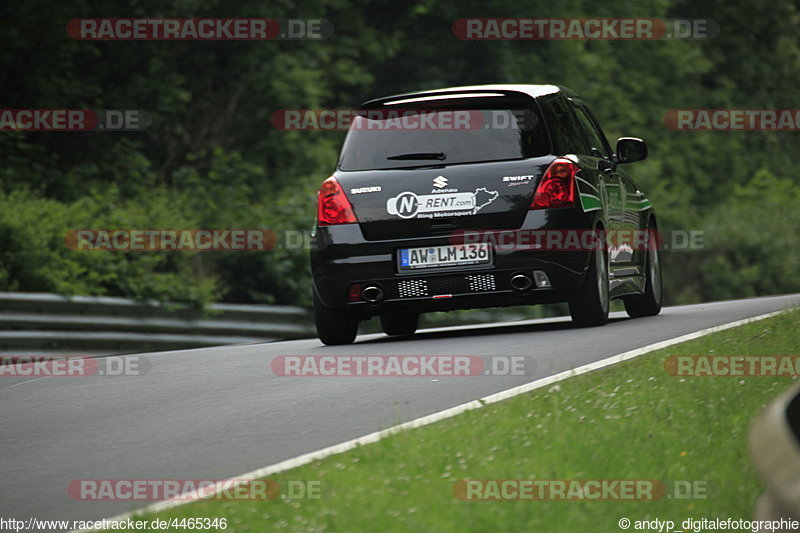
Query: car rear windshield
338 106 550 171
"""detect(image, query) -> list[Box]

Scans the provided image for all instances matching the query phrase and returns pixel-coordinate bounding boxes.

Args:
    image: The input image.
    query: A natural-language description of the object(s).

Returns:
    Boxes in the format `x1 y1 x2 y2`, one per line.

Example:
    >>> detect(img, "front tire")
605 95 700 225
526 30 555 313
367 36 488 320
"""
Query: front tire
380 312 419 336
313 290 358 345
624 226 662 318
569 244 610 327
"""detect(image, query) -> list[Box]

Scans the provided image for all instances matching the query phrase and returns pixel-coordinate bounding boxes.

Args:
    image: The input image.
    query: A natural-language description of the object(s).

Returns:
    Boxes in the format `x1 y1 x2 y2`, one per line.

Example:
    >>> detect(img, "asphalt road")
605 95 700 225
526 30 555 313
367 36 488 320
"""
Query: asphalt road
1 294 798 527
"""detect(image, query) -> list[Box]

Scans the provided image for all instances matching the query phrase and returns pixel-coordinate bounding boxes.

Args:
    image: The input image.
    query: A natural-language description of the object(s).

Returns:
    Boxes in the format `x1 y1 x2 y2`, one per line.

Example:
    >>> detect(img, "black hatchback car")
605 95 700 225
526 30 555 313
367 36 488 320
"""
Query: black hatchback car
311 84 661 345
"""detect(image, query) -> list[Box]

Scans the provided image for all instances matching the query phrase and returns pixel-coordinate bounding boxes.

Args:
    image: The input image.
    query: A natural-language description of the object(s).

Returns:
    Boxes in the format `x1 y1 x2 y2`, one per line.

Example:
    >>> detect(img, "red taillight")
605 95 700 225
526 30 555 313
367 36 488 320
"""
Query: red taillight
530 159 579 210
318 177 357 225
346 283 362 302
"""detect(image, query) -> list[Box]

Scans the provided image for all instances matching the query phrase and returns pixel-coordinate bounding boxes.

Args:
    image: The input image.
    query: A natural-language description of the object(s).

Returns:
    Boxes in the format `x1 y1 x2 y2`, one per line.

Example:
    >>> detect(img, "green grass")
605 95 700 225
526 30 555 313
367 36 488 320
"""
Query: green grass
133 308 800 532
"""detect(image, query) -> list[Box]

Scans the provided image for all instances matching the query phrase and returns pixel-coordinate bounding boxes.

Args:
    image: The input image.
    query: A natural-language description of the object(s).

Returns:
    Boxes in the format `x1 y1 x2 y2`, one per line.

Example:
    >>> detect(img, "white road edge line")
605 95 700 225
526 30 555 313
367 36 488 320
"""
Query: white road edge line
72 309 788 532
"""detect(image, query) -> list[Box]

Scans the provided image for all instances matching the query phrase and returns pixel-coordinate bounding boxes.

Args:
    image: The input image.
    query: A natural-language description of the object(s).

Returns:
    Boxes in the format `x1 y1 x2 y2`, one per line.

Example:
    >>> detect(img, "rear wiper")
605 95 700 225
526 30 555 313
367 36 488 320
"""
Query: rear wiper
386 152 446 161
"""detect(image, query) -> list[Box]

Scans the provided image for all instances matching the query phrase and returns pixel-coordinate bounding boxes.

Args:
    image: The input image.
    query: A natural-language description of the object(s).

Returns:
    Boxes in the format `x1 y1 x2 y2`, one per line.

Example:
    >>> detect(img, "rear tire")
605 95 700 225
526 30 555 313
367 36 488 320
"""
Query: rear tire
380 312 419 336
569 244 610 327
624 226 662 318
313 291 358 345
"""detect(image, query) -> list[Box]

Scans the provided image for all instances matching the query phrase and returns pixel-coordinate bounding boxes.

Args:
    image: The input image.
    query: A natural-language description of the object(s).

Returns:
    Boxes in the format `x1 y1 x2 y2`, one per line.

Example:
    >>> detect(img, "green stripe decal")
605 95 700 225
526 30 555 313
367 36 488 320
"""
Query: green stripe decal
626 198 652 211
580 193 602 211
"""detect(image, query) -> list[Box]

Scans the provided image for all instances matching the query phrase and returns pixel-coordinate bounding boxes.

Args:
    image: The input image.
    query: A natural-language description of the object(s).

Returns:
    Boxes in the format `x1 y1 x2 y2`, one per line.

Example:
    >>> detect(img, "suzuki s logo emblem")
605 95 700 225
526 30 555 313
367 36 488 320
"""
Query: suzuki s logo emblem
432 176 448 189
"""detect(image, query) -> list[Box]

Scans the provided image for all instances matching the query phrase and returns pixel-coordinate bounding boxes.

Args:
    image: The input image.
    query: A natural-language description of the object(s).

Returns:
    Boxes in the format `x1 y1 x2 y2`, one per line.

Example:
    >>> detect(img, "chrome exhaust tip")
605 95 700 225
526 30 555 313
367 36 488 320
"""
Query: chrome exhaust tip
510 274 533 291
361 285 384 303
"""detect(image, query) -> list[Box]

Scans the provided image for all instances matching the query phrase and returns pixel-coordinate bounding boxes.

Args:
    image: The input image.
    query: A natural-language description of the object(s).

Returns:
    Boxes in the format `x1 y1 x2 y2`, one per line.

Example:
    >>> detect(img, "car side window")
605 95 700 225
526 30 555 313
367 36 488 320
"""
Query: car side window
573 104 612 159
543 96 590 155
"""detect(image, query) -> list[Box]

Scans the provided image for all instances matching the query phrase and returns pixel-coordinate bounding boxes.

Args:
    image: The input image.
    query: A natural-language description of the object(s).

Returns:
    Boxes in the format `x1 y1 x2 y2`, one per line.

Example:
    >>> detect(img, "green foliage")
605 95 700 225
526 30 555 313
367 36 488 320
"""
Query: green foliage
0 0 797 307
700 170 800 300
0 188 219 305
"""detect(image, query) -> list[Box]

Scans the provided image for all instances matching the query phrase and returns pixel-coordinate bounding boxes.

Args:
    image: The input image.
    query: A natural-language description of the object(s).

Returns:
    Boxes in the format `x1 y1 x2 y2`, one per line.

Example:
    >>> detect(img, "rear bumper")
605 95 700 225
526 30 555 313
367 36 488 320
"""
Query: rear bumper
311 208 598 317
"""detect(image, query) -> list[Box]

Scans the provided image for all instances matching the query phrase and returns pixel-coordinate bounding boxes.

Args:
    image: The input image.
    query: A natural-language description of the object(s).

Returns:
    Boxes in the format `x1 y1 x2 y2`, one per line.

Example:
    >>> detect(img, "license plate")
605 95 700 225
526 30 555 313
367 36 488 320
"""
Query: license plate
398 243 491 271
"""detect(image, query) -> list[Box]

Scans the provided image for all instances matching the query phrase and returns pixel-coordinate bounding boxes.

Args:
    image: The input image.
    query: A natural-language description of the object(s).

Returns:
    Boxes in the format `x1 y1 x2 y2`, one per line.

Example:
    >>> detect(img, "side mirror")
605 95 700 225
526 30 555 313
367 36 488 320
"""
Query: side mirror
615 137 648 164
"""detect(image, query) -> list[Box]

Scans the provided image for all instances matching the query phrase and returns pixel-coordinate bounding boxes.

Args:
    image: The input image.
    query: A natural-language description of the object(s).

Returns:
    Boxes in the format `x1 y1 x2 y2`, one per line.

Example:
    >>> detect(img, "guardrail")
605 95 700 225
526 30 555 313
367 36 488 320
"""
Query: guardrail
0 292 314 355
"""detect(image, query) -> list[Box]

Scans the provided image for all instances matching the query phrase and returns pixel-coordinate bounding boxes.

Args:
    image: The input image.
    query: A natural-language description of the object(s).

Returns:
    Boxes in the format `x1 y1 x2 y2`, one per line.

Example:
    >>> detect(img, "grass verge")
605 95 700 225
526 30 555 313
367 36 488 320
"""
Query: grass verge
130 308 800 532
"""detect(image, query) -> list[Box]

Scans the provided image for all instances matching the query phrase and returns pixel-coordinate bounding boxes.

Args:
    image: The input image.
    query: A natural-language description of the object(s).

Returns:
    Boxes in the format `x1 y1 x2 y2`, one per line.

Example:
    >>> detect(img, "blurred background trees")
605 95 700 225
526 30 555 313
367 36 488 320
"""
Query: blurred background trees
1 0 797 308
